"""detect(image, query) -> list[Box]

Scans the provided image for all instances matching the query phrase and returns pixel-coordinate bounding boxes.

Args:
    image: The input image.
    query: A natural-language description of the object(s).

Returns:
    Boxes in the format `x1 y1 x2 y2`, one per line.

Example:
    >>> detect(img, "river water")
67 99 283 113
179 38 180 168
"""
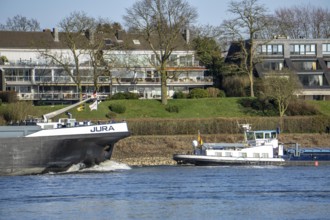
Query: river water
0 162 329 220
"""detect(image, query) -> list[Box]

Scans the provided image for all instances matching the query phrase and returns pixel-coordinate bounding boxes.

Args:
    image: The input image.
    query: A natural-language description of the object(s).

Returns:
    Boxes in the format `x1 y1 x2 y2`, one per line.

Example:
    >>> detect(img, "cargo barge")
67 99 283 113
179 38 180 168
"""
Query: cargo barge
0 98 130 175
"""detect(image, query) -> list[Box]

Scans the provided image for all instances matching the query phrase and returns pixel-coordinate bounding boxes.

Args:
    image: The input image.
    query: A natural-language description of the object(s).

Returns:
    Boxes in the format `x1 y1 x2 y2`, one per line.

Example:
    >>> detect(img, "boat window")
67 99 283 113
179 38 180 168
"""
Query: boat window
262 153 269 158
225 152 231 157
255 132 264 139
246 132 255 140
265 133 270 139
271 132 277 138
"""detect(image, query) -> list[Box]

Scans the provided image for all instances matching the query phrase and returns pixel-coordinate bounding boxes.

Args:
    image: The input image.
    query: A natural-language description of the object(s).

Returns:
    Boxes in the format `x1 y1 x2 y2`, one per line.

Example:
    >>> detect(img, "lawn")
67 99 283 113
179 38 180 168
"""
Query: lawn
68 98 247 120
1 98 330 121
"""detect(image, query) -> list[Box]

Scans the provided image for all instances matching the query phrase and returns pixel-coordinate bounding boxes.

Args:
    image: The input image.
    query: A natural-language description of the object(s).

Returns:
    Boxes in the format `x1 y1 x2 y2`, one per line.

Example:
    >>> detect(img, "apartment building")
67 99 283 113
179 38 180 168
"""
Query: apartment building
226 37 330 100
0 28 211 103
255 37 330 100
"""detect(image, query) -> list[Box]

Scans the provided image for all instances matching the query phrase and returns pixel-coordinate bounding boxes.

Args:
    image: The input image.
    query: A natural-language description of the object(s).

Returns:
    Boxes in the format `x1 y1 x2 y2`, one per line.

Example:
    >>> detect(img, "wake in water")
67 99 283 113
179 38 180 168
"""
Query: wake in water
51 160 131 174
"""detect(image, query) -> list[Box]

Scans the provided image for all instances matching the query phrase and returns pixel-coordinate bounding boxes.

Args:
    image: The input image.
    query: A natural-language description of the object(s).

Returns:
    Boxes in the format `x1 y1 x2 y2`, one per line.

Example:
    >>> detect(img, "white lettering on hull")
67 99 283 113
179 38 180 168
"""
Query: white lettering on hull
25 122 128 137
90 125 115 132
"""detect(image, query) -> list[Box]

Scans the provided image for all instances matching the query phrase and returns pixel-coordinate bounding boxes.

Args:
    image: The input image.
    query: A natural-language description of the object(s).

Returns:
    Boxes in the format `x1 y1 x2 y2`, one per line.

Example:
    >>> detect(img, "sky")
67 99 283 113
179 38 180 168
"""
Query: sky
1 0 329 29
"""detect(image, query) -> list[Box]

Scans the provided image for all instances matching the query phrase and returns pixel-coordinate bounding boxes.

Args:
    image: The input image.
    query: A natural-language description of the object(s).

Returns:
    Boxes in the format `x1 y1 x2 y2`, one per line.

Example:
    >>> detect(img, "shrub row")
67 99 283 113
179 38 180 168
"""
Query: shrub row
239 97 321 116
173 87 225 99
109 92 140 100
126 116 330 135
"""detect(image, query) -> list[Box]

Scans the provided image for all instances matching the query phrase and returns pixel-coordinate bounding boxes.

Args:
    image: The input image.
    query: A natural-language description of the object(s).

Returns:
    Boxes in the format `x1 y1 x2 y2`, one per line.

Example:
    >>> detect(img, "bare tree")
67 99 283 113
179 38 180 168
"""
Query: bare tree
221 0 269 97
262 69 302 117
39 11 96 101
0 15 40 31
124 0 198 105
90 35 140 96
273 5 330 39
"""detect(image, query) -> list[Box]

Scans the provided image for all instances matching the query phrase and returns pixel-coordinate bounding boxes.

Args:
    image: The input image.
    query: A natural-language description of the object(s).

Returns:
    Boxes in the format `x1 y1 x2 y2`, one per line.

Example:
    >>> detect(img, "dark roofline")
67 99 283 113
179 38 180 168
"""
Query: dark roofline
0 29 192 51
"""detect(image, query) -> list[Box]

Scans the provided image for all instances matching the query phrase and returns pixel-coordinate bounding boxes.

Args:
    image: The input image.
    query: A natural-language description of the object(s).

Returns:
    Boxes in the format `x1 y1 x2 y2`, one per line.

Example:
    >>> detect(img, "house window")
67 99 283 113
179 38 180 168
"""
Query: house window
104 39 112 46
133 39 140 45
326 61 330 68
4 68 31 82
322 44 330 55
35 69 52 82
179 55 193 66
298 74 324 87
262 61 284 71
292 61 321 71
169 55 178 66
257 44 283 55
290 44 316 55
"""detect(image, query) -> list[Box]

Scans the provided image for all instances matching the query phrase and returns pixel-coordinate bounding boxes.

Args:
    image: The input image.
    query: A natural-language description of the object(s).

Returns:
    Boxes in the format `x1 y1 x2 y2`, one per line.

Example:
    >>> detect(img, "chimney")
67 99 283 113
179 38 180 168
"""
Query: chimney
183 28 190 43
85 29 94 44
115 30 124 41
52 28 59 42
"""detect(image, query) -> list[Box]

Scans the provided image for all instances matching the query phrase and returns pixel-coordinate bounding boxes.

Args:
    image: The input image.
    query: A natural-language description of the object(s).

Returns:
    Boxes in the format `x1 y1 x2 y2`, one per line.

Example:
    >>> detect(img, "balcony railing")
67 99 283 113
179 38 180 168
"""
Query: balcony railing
18 92 81 101
6 76 213 85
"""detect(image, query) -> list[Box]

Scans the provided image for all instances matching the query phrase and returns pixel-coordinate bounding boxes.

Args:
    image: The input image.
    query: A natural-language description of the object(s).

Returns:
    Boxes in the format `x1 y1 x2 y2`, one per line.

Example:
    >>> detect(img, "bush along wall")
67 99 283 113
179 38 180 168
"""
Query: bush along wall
126 116 330 136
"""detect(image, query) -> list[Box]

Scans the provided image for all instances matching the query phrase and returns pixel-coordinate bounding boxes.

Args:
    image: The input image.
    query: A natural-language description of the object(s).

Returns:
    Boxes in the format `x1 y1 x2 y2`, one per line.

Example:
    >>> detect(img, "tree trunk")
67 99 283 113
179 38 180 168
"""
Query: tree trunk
250 75 254 97
77 83 82 101
248 38 255 97
160 68 168 105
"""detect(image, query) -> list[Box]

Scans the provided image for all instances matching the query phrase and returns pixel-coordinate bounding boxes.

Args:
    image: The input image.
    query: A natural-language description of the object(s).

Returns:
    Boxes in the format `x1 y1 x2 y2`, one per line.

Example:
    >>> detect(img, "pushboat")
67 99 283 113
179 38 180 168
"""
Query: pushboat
173 124 330 166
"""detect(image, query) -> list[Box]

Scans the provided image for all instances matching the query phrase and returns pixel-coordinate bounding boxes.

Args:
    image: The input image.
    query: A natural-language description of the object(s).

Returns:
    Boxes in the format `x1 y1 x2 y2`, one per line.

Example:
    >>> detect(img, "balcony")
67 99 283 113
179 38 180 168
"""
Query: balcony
6 75 212 86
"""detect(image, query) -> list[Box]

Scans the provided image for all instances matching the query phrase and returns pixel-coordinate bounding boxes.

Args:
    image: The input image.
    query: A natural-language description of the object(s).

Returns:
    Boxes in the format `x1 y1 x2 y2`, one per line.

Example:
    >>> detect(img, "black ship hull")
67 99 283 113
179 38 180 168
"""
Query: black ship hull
0 132 130 175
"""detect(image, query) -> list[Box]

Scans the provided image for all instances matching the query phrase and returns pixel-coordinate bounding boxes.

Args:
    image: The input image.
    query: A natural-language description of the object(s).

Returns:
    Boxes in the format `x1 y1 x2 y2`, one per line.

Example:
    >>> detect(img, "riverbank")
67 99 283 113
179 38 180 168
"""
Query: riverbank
112 133 330 166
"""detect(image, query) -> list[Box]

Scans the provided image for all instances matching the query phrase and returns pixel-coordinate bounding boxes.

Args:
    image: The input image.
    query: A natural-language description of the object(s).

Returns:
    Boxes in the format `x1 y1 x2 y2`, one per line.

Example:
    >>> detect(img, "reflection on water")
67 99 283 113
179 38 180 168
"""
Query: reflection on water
0 165 329 220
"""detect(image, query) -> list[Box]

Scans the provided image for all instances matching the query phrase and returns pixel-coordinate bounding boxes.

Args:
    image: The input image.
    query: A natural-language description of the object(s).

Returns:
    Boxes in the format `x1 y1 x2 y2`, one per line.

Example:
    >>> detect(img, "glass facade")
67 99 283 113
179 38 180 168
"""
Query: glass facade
298 75 328 87
322 44 330 55
262 61 284 71
257 44 283 55
292 61 321 71
290 44 316 55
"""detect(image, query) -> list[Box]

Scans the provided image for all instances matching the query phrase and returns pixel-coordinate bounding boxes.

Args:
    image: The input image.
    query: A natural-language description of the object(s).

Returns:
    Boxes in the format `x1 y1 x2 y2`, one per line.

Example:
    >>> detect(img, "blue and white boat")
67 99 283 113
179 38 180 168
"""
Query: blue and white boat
173 124 330 166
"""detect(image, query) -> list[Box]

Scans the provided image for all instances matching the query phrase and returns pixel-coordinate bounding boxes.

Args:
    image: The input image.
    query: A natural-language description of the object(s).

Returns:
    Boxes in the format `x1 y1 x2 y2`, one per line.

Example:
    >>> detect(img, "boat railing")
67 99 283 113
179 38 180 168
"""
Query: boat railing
203 143 246 149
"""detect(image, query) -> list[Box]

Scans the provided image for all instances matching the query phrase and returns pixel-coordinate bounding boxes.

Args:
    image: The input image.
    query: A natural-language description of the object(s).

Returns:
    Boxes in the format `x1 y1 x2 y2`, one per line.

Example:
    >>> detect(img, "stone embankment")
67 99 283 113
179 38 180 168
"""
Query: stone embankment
112 133 330 166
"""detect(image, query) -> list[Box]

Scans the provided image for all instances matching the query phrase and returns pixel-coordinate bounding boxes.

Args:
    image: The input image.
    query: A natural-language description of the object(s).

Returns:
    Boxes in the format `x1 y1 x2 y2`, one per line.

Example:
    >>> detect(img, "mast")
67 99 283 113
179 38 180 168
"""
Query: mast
42 98 92 122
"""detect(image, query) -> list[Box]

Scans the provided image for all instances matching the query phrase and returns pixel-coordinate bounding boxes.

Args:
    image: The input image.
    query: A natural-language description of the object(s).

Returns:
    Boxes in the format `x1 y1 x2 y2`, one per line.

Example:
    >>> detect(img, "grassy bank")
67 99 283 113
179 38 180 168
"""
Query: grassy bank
24 98 330 120
1 98 330 134
1 98 329 166
67 98 247 120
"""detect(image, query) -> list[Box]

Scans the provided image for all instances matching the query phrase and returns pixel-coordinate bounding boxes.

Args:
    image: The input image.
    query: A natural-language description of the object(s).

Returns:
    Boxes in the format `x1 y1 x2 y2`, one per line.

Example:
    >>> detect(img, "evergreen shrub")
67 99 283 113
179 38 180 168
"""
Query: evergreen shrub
110 92 139 100
106 111 117 119
173 91 187 99
189 88 208 98
165 105 179 113
109 104 126 114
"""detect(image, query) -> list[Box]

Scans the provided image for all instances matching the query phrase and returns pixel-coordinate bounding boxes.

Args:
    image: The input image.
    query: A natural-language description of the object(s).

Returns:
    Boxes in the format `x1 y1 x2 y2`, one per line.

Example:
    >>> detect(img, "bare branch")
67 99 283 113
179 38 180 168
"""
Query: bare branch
124 0 197 104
